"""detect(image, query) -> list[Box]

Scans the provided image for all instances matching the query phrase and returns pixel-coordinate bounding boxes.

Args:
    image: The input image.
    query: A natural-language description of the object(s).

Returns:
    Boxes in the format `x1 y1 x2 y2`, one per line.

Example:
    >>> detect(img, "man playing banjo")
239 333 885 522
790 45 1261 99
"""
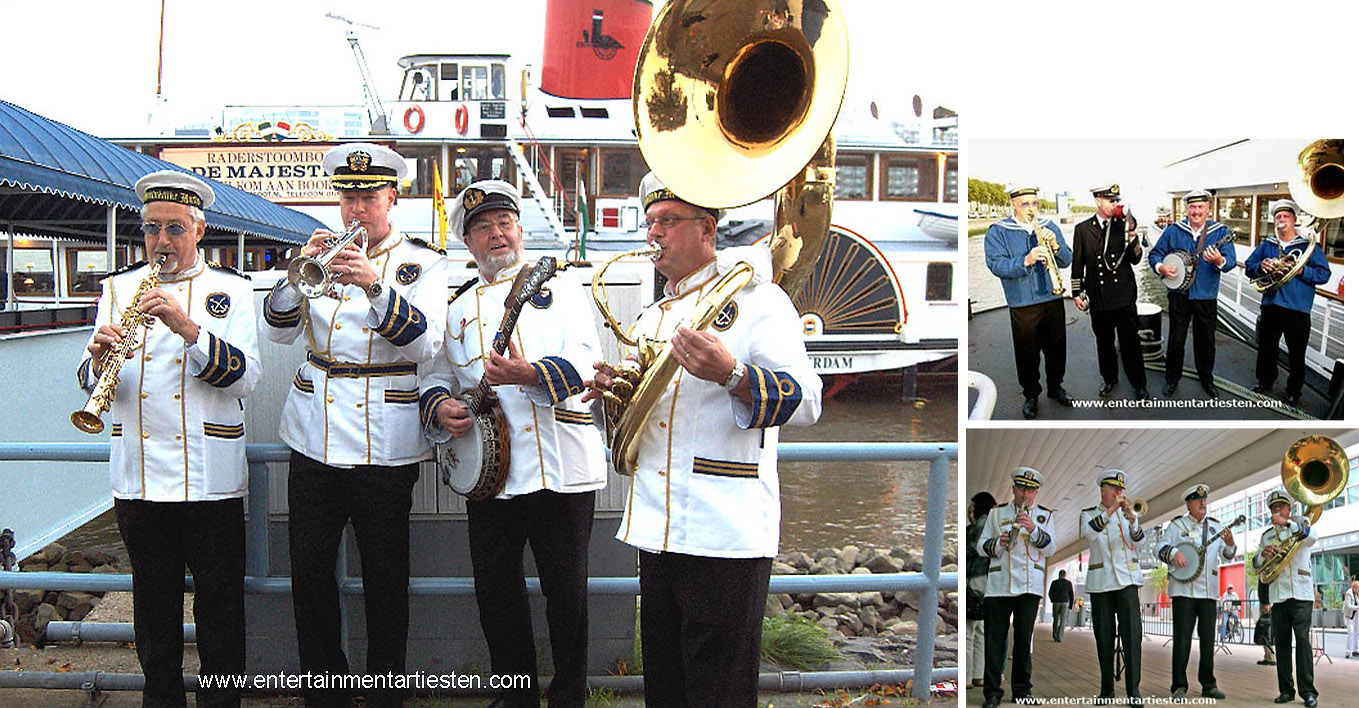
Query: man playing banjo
421 180 606 708
1157 484 1235 702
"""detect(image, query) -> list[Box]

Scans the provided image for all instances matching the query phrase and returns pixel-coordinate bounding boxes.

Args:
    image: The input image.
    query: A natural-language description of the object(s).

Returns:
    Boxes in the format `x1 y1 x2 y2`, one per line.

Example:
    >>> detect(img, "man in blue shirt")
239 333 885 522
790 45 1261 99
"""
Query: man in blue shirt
1245 199 1332 407
1149 189 1236 398
984 187 1074 419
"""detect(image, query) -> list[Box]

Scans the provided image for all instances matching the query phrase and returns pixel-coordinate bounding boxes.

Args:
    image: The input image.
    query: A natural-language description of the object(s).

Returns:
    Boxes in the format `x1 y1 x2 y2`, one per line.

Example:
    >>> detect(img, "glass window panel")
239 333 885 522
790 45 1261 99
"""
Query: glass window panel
491 64 506 100
397 146 442 197
834 154 871 200
925 263 952 302
68 250 109 295
463 66 490 101
1320 218 1344 262
600 148 648 197
12 248 54 296
1215 195 1252 241
882 155 938 201
1255 193 1288 247
945 161 958 202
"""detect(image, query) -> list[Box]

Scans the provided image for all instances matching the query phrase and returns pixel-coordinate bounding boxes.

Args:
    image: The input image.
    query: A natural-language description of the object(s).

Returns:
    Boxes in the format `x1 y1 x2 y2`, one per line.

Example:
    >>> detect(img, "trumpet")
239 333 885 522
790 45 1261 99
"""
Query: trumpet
72 254 168 434
1003 504 1033 549
287 220 367 298
1034 222 1066 296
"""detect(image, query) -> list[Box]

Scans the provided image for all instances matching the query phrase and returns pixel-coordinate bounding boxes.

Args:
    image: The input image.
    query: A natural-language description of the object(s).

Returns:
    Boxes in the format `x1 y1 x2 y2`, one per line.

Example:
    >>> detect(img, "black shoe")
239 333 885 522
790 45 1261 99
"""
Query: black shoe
1258 659 1271 664
982 699 1001 708
1134 387 1149 401
1202 687 1226 699
1282 392 1302 407
1022 397 1038 419
1265 660 1277 665
1251 382 1272 394
1099 381 1116 397
1201 381 1219 398
1163 381 1178 397
1275 695 1295 704
1048 387 1074 406
1303 696 1318 708
1171 688 1187 702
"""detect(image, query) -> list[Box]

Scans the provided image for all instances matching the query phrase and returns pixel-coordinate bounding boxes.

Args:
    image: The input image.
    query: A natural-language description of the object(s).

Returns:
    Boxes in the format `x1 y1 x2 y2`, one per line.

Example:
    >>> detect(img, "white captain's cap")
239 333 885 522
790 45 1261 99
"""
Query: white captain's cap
1099 469 1127 489
1183 483 1210 501
1011 466 1043 489
134 169 215 210
1184 189 1212 204
449 180 521 237
1007 185 1038 199
639 171 722 220
322 143 408 191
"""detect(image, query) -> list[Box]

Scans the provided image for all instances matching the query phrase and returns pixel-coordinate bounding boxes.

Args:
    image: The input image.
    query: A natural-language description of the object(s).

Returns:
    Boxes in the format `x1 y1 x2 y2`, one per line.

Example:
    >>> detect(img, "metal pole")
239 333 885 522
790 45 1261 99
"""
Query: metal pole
911 449 953 699
246 461 269 577
106 205 116 275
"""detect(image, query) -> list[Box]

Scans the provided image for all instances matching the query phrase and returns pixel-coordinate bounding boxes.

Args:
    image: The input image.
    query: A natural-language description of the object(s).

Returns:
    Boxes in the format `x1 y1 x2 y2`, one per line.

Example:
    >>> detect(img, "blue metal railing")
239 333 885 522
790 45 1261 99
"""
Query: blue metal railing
0 441 957 698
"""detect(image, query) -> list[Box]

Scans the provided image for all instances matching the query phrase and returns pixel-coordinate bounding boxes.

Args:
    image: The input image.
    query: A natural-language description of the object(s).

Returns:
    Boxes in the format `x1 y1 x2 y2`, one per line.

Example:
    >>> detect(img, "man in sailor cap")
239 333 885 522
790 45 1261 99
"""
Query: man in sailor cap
1072 184 1148 401
79 169 260 707
1080 469 1146 705
263 142 448 708
1252 490 1319 706
586 171 822 707
1245 199 1332 407
976 467 1055 708
1150 189 1236 398
1158 483 1234 701
421 179 606 708
984 186 1074 419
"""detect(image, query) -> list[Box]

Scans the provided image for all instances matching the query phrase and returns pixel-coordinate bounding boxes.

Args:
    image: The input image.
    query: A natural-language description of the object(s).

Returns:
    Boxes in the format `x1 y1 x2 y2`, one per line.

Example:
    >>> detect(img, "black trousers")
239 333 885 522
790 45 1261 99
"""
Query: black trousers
1272 598 1317 699
637 552 771 708
1091 585 1141 697
115 497 245 708
1090 304 1147 389
1170 597 1217 693
287 452 419 708
982 593 1040 702
1009 299 1067 398
1165 293 1218 386
467 489 596 708
1256 304 1312 397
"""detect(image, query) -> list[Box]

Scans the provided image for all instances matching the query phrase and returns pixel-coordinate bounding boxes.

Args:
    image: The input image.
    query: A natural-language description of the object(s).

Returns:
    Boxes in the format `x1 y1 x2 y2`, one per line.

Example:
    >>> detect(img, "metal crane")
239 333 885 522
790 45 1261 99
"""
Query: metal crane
325 12 389 134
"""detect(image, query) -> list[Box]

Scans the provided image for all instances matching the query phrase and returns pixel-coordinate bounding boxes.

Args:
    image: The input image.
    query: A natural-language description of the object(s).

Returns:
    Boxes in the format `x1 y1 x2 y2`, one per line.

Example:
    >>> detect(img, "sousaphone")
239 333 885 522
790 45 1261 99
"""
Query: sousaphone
595 0 849 475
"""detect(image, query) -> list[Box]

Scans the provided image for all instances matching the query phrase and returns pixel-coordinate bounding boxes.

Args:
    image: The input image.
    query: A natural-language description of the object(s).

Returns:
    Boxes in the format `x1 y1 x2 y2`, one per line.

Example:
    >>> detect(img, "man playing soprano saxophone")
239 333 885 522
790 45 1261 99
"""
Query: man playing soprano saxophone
78 170 260 708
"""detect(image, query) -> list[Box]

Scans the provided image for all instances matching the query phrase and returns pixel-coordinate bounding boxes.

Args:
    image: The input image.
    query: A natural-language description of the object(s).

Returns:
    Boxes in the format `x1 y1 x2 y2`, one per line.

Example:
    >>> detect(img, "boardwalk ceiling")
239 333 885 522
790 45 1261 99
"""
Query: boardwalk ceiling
0 100 323 245
966 427 1359 565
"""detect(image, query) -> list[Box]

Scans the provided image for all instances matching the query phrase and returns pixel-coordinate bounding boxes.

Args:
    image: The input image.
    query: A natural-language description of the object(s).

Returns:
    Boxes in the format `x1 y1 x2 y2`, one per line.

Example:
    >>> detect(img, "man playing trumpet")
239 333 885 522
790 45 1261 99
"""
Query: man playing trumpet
1079 470 1146 705
983 187 1074 419
1253 490 1319 707
976 467 1056 708
1245 199 1332 407
1158 484 1234 701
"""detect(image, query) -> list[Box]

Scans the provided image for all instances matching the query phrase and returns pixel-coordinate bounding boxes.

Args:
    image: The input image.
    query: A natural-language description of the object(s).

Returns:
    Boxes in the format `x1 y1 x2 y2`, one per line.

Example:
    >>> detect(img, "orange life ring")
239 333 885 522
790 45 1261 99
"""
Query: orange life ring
454 104 469 135
403 105 425 134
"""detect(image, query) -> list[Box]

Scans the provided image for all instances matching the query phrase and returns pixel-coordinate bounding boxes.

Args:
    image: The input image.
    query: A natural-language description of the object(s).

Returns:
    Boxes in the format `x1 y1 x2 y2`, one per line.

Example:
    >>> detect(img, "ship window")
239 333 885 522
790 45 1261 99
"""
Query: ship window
440 63 459 81
944 159 958 202
490 64 506 100
581 107 609 119
925 262 952 302
397 146 442 198
547 107 576 118
453 146 515 193
600 148 648 198
881 154 938 202
66 249 109 296
463 65 497 101
1254 192 1289 248
1215 195 1251 244
833 153 872 200
1320 218 1344 264
11 248 55 297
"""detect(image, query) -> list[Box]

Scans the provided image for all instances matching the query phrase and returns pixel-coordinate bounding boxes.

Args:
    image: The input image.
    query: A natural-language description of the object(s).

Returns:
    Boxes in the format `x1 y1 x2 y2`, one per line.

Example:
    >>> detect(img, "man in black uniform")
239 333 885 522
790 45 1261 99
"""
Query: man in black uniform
1072 183 1148 401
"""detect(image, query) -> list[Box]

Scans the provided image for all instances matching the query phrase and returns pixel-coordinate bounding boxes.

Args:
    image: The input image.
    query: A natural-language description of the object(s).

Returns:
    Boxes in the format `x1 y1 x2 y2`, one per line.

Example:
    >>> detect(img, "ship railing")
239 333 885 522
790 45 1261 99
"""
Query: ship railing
0 441 957 699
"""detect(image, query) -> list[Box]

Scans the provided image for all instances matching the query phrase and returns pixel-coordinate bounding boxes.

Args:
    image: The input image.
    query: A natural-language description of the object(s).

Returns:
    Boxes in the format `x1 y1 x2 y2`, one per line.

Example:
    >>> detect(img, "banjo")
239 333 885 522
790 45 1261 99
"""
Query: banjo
436 257 559 501
1159 232 1237 292
1167 514 1245 583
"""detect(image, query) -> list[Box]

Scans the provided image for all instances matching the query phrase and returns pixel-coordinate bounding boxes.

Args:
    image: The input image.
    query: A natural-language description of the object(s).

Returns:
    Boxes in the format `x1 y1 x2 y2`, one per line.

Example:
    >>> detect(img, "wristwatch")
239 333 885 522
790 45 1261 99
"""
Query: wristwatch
364 278 384 299
722 362 746 391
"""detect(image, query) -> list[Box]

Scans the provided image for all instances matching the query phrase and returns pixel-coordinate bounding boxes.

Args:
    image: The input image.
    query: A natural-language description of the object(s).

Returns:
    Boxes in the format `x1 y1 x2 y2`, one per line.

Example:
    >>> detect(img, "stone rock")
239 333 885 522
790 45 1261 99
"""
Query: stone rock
808 558 839 575
68 563 93 574
812 593 860 610
816 617 839 632
770 560 798 575
863 552 905 574
764 593 788 619
855 547 874 567
836 545 860 572
39 543 67 564
83 551 117 567
850 566 872 575
794 592 817 606
67 604 94 621
12 589 44 613
20 560 48 573
899 548 925 572
859 606 884 632
783 551 813 570
32 603 61 633
777 593 795 609
64 551 87 567
941 563 958 574
839 613 864 635
887 619 919 636
813 548 838 561
92 564 120 574
48 562 69 573
856 591 883 608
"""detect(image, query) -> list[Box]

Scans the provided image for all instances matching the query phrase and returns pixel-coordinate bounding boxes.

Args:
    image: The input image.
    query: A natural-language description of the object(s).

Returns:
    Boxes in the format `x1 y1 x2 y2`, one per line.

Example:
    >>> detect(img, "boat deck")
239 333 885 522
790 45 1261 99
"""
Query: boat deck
967 301 1340 421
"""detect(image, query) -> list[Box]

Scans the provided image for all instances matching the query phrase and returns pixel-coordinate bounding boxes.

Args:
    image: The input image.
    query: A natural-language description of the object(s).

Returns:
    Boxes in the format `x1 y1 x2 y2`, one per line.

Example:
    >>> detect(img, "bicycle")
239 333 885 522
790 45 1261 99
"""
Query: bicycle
1218 611 1244 644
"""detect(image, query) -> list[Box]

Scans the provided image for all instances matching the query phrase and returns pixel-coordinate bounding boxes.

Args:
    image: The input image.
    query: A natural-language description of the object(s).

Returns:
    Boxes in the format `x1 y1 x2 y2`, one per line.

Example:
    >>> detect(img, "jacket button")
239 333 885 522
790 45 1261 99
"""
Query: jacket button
334 324 342 330
327 397 335 403
142 432 150 439
140 393 149 399
174 358 182 364
524 425 533 432
144 355 152 361
658 470 666 477
173 393 181 400
658 421 667 428
362 327 369 333
174 434 182 441
357 403 364 409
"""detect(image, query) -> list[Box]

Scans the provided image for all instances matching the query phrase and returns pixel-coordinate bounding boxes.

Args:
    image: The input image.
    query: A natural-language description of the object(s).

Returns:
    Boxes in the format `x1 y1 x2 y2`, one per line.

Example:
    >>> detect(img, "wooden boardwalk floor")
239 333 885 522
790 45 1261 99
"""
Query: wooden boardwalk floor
964 621 1359 707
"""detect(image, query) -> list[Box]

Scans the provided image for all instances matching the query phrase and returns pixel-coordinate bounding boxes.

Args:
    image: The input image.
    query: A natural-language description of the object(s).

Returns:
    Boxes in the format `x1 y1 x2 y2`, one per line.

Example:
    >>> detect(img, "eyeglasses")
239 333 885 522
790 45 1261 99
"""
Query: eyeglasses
641 216 707 231
140 222 189 237
467 216 519 237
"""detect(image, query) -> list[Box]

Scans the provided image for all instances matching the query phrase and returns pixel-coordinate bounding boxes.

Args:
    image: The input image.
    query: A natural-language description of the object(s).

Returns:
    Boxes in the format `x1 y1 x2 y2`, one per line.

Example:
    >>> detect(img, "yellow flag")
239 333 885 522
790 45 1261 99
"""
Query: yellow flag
431 159 449 249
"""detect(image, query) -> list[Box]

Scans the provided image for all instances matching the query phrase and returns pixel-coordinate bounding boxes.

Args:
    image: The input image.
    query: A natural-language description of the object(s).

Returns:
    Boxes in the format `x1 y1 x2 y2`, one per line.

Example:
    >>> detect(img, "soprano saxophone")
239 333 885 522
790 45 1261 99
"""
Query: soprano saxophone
71 254 168 434
1034 221 1066 296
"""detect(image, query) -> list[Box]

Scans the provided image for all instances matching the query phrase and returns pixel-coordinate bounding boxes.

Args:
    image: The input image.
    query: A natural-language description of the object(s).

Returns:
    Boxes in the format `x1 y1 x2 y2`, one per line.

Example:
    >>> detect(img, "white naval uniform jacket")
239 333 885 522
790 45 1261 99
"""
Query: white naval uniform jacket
264 231 448 466
1157 514 1236 599
1079 505 1146 593
616 247 822 559
419 261 606 497
78 256 260 501
976 503 1055 597
1252 520 1317 603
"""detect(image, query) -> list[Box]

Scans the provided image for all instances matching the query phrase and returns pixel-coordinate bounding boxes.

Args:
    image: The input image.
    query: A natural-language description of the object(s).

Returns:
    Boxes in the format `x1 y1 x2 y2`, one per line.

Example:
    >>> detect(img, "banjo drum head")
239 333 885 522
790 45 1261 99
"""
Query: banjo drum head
437 432 485 494
1161 251 1195 291
1167 540 1203 582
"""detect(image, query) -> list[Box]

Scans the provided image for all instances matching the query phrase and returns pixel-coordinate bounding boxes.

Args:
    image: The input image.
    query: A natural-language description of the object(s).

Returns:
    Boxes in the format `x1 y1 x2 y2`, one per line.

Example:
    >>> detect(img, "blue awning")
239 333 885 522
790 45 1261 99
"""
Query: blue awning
0 99 324 244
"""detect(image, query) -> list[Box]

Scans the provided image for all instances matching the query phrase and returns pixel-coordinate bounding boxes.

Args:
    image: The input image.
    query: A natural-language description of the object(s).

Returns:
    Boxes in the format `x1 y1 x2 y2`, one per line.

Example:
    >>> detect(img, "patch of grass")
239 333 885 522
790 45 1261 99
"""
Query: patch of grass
760 615 841 670
586 686 618 707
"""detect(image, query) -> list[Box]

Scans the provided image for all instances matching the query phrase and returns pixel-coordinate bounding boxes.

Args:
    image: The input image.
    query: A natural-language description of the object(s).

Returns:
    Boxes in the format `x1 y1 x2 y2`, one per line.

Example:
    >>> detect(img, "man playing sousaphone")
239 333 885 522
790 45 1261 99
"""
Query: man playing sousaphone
1252 490 1320 707
1245 199 1332 407
419 180 606 708
1158 484 1235 701
587 172 822 706
1149 189 1236 399
1079 470 1145 705
976 467 1056 708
